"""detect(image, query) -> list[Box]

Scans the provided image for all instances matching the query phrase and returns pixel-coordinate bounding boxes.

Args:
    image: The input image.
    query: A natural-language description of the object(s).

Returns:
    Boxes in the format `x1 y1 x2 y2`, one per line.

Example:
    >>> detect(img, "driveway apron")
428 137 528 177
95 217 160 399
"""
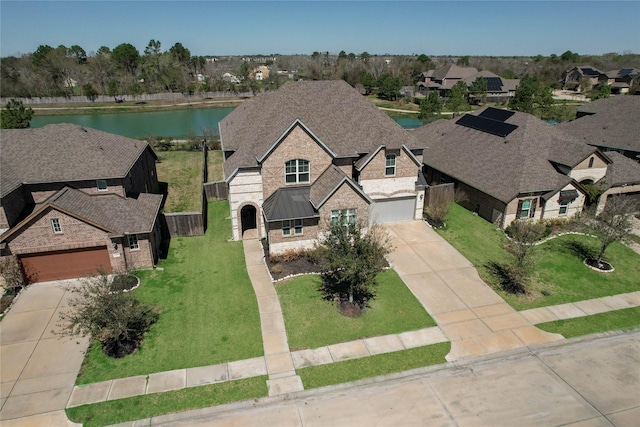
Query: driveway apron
384 221 562 360
0 280 88 424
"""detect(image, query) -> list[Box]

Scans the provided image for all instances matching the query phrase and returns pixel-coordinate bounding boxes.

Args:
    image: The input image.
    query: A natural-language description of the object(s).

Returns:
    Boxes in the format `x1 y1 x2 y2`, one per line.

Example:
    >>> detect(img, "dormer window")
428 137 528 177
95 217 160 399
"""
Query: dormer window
285 159 310 184
385 154 396 176
588 157 594 168
51 218 62 234
97 179 107 191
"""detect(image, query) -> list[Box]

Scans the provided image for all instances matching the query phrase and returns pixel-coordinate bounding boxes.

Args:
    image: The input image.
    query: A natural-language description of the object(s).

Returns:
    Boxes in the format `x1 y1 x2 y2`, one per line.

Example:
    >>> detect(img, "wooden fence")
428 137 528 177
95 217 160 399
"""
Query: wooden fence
425 183 455 208
203 182 228 201
163 145 209 237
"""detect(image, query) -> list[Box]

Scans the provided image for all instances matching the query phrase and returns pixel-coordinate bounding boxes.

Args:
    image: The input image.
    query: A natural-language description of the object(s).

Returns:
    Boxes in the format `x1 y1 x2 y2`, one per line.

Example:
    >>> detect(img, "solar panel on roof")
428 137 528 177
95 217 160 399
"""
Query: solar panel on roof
485 77 503 92
581 68 600 76
478 108 515 122
456 114 518 137
619 68 633 76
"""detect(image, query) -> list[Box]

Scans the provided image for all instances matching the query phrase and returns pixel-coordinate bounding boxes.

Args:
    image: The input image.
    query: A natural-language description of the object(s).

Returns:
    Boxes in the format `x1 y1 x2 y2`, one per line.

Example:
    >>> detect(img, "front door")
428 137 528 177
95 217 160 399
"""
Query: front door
240 205 257 236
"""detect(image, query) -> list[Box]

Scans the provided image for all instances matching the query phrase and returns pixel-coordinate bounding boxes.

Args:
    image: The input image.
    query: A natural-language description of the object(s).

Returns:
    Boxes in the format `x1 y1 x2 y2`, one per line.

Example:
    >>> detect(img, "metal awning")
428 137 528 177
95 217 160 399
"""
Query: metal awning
559 189 579 200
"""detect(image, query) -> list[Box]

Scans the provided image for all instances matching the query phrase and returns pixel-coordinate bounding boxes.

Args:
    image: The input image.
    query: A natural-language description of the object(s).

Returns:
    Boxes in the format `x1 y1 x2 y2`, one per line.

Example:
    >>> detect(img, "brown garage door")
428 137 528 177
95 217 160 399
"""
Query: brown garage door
20 247 112 283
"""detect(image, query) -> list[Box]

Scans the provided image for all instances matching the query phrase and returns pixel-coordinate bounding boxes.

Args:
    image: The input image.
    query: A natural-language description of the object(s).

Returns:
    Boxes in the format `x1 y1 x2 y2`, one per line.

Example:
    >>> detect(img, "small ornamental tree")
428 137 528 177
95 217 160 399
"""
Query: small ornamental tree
0 256 25 295
317 217 391 314
58 273 159 358
584 195 639 268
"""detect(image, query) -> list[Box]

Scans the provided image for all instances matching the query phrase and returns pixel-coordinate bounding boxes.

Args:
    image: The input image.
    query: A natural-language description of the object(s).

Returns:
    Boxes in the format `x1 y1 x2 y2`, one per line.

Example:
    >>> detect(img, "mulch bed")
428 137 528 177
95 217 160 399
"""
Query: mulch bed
261 240 321 281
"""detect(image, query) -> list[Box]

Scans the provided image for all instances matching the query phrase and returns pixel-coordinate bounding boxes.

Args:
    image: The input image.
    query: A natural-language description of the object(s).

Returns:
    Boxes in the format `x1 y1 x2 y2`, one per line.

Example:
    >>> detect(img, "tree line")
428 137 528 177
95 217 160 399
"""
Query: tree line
2 40 638 100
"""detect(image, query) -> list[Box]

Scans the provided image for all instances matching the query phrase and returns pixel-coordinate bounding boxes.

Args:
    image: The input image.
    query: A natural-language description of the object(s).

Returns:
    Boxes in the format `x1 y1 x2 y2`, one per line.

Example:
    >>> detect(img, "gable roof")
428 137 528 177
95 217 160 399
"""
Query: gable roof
0 124 155 197
431 63 479 81
557 96 640 154
1 187 163 242
354 145 422 172
412 107 600 203
309 165 372 209
220 80 418 180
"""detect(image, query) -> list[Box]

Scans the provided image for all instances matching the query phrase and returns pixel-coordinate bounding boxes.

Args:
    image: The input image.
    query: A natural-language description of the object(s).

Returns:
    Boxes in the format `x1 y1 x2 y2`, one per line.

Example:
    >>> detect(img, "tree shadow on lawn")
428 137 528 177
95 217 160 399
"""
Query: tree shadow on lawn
562 239 596 262
485 261 527 295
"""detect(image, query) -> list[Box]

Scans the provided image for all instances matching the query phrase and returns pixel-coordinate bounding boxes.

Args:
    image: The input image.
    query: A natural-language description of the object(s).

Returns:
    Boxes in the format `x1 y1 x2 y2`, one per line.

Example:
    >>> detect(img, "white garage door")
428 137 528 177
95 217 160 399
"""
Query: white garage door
370 197 417 224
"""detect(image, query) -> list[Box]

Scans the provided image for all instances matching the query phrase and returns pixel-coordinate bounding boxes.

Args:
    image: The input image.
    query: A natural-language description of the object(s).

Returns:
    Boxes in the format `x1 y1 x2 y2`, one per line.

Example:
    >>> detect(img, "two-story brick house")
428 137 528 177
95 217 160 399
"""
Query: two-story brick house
220 80 426 253
0 124 163 282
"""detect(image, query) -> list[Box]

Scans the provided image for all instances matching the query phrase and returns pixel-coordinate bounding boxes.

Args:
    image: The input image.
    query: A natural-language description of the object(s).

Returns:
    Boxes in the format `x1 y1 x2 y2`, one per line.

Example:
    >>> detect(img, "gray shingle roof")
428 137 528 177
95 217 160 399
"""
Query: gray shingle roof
603 152 640 188
49 187 162 234
220 80 418 180
413 108 598 203
262 186 318 221
309 164 371 209
1 124 154 197
557 96 640 154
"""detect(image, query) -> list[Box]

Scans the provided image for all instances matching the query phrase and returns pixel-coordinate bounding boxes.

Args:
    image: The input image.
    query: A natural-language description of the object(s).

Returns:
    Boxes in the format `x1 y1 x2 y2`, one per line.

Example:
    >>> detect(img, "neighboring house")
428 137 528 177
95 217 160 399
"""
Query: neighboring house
557 96 640 162
597 69 640 94
222 72 240 84
417 63 480 96
418 65 518 101
562 66 602 91
413 107 612 228
0 124 163 282
252 65 270 81
219 80 426 253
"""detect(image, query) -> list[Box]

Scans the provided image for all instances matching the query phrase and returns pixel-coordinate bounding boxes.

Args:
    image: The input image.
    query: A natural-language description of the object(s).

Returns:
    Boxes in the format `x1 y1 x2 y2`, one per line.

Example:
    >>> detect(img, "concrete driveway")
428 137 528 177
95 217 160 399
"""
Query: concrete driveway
383 221 561 360
0 280 88 425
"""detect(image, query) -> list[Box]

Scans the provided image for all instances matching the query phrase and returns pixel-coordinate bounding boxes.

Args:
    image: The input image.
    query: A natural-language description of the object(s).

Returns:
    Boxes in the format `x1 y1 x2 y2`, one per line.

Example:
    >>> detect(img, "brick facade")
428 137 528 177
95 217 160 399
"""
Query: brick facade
261 126 333 200
318 182 371 227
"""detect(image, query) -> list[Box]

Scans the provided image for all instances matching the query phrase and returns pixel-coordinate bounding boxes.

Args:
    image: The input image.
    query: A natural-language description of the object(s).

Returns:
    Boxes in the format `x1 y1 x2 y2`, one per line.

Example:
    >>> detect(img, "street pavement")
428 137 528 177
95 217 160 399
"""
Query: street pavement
123 330 640 426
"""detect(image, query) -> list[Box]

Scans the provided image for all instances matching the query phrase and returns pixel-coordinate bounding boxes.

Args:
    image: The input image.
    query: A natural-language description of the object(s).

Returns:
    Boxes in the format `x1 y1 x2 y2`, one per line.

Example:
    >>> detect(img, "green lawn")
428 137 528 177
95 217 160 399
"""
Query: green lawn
156 151 203 212
207 149 224 182
66 376 268 427
437 204 640 310
537 307 640 338
276 270 435 350
77 201 263 384
298 343 450 389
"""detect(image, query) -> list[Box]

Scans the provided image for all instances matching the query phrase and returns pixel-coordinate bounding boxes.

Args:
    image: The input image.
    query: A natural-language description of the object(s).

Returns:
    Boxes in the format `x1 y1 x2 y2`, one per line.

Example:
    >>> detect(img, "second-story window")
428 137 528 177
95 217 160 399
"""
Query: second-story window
285 159 310 184
97 179 107 191
385 154 396 176
51 218 62 233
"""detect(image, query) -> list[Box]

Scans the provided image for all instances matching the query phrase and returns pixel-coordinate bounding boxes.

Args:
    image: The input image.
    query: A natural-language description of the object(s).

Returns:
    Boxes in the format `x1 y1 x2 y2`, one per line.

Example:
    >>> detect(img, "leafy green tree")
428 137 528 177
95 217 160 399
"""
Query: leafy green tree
446 81 469 116
338 50 347 61
593 83 611 100
377 73 401 100
107 79 120 99
169 42 191 64
69 45 87 64
31 44 54 67
470 76 487 103
419 91 443 121
501 219 547 294
459 55 470 66
111 43 140 75
560 50 580 62
82 83 98 100
502 70 517 79
317 218 391 312
1 99 34 129
58 273 159 358
360 51 371 63
96 46 111 55
508 74 553 115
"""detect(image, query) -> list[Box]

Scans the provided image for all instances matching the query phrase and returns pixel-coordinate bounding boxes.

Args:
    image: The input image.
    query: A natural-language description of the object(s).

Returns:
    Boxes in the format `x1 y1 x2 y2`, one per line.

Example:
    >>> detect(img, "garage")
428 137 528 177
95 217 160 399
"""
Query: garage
20 246 112 283
369 197 417 224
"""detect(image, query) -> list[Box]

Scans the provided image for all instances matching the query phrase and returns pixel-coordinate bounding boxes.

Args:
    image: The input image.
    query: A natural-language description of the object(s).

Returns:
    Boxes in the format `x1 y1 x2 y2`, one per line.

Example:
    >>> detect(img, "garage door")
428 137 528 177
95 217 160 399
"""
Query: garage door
369 197 417 224
20 247 112 283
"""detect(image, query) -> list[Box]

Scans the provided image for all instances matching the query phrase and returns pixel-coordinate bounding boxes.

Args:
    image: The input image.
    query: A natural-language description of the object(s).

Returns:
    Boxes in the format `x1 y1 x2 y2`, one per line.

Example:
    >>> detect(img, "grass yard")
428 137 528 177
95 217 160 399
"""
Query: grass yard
155 151 203 212
77 201 263 384
276 270 435 350
437 204 640 310
537 307 640 338
66 376 268 427
207 149 224 182
298 343 450 389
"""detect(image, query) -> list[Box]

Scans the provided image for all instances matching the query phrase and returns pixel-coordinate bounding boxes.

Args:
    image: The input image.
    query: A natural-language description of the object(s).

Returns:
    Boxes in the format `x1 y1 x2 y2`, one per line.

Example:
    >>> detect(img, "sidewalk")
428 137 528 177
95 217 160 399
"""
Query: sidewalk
67 221 640 409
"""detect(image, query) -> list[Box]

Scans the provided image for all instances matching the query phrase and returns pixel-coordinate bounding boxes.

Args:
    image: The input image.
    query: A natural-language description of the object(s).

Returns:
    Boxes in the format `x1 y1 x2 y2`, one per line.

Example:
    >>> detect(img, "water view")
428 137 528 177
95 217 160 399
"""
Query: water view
31 107 422 138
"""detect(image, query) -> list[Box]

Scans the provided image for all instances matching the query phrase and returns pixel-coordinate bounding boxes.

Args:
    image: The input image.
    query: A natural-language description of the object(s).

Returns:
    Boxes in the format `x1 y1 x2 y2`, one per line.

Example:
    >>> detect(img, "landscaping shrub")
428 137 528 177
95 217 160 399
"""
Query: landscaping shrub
110 274 139 292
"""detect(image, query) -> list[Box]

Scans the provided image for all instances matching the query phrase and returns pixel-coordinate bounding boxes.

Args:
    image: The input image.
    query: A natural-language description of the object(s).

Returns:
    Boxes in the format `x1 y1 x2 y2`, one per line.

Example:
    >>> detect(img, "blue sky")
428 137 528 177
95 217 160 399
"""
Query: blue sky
1 1 639 57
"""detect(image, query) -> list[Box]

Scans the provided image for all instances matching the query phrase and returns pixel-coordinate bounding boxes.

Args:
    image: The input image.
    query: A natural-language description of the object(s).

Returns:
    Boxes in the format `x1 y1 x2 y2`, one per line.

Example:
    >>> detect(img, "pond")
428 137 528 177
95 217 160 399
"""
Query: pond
31 107 423 138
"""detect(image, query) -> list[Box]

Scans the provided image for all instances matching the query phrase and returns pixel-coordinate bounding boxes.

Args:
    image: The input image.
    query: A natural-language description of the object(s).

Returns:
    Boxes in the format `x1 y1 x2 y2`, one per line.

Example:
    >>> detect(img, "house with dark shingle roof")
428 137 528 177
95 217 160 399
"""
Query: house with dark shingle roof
0 124 163 282
557 96 640 162
219 80 426 253
562 66 602 91
413 107 613 228
417 65 519 102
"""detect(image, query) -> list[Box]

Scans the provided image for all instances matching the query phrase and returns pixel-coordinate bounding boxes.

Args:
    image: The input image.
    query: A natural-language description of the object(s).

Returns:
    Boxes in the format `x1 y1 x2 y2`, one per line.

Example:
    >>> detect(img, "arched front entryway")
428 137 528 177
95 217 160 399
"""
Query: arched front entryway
240 204 257 238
